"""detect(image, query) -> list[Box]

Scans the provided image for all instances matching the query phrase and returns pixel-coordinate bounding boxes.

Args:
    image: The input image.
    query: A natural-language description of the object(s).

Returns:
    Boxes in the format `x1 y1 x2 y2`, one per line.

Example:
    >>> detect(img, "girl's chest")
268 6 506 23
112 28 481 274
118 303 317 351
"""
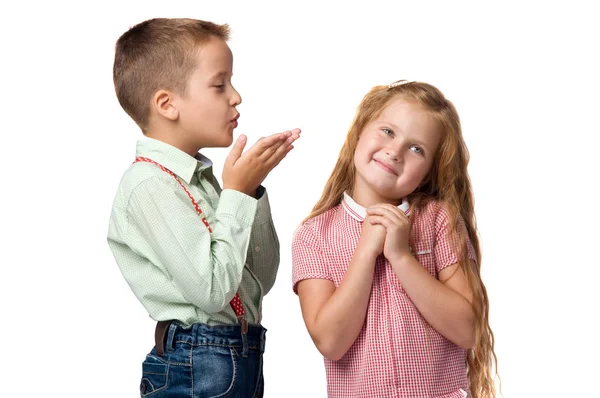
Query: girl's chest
321 222 438 288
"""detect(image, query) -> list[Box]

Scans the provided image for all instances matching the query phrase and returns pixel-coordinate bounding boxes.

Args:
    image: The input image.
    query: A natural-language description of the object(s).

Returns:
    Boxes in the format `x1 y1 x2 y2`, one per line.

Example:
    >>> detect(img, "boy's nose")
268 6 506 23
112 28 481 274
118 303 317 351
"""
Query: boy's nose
231 88 242 106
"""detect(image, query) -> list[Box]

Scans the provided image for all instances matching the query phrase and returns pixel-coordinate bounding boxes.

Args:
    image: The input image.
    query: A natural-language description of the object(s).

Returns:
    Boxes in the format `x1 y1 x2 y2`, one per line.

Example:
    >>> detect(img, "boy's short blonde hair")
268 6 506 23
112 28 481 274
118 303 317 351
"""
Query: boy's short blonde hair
113 18 230 132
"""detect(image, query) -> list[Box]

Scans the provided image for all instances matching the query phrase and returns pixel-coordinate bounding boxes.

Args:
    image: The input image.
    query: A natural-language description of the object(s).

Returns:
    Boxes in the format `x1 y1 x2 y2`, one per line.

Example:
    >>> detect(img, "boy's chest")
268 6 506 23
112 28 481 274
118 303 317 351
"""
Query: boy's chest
187 175 221 217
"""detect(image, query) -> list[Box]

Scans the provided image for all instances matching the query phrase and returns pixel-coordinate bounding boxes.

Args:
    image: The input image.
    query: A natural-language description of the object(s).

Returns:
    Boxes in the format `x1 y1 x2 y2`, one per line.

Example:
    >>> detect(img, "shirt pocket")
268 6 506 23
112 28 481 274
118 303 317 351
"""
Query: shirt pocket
436 388 469 398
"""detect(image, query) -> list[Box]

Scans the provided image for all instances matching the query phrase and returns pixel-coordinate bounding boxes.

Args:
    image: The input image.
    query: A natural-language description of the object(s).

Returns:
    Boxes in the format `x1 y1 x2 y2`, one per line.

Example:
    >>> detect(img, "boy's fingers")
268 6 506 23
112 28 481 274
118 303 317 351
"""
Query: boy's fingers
244 133 286 158
265 143 295 170
270 136 295 159
260 135 293 161
225 135 247 165
241 129 298 165
249 129 297 156
260 133 288 148
267 145 293 170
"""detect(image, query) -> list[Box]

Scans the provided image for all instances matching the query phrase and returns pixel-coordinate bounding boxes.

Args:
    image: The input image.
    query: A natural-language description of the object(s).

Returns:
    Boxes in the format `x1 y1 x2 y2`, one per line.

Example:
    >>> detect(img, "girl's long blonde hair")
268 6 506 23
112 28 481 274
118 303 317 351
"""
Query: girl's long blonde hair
306 81 498 397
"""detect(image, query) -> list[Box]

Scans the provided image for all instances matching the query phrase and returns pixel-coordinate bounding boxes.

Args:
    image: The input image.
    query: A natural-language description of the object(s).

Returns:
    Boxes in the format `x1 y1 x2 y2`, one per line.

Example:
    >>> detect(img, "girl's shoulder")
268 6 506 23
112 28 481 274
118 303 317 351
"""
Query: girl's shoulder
413 198 451 223
293 205 344 243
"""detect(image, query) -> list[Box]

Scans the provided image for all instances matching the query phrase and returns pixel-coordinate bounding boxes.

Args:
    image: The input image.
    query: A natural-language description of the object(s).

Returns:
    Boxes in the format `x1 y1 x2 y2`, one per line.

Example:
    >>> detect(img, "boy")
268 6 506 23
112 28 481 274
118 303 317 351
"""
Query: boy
107 18 300 397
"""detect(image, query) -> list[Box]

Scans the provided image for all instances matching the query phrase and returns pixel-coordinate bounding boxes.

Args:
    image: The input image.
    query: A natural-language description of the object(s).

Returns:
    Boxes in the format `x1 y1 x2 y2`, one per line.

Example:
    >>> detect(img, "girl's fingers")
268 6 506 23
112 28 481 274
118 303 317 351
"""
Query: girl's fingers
367 204 408 223
368 215 393 228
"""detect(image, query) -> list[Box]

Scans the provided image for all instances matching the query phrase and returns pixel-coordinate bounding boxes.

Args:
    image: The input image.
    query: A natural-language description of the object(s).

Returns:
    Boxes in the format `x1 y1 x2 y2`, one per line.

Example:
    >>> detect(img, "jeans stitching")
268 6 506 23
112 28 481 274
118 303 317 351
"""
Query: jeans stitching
140 362 170 396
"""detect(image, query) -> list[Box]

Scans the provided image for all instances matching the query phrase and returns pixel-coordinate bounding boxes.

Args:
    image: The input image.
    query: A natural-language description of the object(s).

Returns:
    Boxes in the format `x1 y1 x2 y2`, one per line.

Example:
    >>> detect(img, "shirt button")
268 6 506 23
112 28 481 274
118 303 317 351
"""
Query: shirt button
255 246 261 253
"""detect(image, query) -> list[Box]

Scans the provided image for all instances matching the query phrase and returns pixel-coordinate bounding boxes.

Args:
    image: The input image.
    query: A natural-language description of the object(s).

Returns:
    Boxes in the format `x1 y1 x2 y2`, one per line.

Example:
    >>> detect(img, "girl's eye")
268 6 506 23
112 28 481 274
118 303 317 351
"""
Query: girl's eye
382 128 394 136
410 145 424 155
214 84 225 91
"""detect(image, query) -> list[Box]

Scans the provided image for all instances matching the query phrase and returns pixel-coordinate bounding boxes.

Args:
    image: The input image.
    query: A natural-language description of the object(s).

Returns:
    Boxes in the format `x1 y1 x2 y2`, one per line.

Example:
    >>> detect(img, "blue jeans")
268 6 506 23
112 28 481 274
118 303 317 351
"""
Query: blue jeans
140 322 266 397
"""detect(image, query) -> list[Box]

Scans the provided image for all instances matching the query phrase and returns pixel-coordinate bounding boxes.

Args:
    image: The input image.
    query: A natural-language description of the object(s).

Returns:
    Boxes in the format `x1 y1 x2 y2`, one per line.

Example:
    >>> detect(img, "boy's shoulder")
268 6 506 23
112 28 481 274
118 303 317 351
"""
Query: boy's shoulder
111 161 177 210
114 137 207 204
120 161 169 192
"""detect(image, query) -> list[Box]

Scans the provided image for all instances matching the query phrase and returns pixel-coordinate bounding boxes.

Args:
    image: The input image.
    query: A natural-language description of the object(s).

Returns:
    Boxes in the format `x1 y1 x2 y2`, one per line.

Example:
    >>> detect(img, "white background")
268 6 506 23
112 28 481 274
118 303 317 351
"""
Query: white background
1 1 598 397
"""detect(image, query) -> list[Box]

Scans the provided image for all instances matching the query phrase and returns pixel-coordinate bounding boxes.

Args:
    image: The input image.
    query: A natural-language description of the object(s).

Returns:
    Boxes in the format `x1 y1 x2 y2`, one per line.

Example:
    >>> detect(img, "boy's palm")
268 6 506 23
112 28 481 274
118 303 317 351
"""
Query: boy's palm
223 129 301 196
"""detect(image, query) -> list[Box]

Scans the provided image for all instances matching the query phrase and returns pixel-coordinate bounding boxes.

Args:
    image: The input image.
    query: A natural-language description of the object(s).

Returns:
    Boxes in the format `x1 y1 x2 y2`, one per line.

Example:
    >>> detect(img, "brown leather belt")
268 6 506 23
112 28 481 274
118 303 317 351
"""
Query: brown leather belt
154 320 173 356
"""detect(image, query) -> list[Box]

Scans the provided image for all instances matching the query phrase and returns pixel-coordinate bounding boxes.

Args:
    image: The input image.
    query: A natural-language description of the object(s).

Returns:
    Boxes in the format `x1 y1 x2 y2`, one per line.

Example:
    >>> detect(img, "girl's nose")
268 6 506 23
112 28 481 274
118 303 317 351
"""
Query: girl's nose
386 149 402 163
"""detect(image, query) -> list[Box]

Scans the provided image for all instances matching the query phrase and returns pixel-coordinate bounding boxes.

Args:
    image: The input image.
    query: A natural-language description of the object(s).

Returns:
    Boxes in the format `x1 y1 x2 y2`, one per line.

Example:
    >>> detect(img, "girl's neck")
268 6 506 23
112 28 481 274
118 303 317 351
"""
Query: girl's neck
350 186 403 208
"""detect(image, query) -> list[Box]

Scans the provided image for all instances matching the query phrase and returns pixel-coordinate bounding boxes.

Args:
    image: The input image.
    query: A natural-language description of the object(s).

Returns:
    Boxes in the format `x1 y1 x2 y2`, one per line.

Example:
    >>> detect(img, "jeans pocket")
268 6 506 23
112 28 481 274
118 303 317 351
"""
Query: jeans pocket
140 355 169 396
194 345 237 398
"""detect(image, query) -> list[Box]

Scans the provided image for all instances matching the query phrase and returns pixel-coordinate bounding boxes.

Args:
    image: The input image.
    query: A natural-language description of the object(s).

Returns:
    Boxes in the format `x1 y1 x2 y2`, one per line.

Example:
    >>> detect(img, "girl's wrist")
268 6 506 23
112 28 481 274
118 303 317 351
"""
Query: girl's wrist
354 244 381 263
387 250 414 267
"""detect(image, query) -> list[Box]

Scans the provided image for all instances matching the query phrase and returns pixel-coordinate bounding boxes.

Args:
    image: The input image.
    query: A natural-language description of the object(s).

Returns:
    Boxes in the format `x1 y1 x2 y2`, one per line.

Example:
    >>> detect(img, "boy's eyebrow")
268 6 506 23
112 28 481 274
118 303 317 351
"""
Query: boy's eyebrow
208 71 231 80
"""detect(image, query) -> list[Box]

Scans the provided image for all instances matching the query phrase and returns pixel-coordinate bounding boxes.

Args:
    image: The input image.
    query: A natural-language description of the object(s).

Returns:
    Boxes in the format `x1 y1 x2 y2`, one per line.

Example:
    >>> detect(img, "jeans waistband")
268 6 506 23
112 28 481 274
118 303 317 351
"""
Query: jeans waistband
165 321 266 354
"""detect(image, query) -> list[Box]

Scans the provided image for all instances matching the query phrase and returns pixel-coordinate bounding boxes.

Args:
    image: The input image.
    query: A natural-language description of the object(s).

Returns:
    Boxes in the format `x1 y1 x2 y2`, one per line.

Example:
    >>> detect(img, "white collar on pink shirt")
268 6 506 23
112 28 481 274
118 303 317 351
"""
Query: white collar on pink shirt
342 192 410 222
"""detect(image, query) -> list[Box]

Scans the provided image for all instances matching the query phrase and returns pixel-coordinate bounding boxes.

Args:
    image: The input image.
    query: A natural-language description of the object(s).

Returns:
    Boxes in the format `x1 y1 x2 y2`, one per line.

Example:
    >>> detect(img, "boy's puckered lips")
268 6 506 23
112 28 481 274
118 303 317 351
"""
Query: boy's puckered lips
231 113 240 127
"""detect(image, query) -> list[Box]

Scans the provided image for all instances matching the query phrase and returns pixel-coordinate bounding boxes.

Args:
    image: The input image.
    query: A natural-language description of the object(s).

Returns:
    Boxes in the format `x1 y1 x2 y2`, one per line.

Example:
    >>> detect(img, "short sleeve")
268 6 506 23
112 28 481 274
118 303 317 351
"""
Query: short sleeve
433 210 478 273
291 221 333 294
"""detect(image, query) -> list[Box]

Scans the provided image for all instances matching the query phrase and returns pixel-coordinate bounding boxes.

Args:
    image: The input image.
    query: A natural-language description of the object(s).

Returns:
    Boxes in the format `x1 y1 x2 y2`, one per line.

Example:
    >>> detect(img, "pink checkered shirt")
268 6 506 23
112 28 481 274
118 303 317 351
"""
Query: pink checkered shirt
292 193 476 398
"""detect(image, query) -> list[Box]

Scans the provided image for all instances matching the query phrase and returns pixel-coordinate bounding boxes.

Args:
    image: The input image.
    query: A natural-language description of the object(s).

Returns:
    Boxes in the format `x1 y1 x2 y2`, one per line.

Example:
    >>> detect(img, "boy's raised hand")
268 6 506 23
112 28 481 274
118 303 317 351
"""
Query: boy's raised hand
223 128 301 196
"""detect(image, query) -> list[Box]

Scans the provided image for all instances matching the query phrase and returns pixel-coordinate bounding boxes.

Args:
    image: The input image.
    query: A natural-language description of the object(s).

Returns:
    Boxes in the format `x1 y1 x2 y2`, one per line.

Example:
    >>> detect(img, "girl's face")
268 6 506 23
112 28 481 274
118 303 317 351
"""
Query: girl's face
352 98 441 207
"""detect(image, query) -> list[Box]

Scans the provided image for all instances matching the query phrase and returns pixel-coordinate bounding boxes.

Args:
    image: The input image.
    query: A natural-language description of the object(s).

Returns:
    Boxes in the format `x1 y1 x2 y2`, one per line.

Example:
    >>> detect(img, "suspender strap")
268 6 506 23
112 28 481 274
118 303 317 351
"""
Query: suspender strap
134 157 247 323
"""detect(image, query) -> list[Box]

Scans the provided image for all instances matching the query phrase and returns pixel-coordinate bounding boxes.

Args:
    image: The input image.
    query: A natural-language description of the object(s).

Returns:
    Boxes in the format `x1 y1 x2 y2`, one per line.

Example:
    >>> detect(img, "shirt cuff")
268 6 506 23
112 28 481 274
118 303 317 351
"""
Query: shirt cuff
255 185 266 199
218 189 258 227
255 187 272 226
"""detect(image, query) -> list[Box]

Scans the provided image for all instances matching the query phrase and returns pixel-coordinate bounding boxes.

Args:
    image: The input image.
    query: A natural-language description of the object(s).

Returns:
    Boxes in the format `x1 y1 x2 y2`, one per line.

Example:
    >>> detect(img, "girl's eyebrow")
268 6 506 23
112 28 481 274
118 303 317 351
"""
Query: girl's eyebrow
378 120 429 149
378 120 404 134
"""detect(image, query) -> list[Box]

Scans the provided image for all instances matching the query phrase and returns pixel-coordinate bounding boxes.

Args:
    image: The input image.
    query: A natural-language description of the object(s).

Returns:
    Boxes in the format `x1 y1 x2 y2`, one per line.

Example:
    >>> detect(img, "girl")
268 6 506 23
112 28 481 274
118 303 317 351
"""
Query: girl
292 80 497 398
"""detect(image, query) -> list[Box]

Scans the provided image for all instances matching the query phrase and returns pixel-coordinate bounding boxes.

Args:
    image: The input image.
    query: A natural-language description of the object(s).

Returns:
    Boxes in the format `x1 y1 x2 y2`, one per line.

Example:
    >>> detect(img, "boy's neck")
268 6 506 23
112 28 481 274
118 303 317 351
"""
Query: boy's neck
145 128 201 157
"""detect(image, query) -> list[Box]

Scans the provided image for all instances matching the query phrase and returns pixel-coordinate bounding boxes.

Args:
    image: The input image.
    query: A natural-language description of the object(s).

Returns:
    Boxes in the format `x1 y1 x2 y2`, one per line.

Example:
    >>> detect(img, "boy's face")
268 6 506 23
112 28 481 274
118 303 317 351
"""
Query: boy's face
175 37 241 149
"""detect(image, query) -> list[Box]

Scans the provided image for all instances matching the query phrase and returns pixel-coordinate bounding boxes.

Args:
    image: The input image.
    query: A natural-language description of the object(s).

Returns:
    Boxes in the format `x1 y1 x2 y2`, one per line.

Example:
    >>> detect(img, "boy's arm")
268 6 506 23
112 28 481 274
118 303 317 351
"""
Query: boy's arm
120 177 258 314
245 186 280 295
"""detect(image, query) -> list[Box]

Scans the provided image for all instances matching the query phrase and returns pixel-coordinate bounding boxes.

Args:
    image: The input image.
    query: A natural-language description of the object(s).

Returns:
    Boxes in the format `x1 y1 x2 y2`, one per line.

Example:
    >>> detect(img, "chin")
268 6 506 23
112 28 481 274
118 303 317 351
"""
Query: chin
223 136 234 147
370 183 407 201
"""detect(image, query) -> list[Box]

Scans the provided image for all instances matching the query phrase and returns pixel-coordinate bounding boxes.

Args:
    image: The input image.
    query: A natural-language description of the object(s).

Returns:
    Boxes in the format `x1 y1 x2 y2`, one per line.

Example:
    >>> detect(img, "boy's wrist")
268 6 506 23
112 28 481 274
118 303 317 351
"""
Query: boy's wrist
223 183 254 197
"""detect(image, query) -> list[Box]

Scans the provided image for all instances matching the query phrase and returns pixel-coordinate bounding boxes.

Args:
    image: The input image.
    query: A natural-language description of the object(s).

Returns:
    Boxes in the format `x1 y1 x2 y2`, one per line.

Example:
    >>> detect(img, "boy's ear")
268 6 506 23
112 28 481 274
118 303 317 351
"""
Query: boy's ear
152 90 179 121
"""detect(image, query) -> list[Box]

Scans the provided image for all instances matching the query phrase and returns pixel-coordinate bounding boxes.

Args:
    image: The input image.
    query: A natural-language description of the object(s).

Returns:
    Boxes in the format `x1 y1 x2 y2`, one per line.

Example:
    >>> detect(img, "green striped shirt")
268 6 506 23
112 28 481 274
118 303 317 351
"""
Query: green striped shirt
107 137 279 326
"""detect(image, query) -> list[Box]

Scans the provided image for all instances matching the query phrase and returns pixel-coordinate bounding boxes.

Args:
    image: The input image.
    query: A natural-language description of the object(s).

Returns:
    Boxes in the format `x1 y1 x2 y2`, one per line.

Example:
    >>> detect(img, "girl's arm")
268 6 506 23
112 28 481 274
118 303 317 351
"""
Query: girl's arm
294 218 385 360
388 256 475 349
367 204 475 349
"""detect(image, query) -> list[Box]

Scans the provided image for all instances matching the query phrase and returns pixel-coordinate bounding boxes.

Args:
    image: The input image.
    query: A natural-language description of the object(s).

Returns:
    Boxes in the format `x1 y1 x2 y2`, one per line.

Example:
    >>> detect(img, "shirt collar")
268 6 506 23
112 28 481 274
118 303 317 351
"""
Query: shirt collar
135 137 212 184
341 192 410 222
